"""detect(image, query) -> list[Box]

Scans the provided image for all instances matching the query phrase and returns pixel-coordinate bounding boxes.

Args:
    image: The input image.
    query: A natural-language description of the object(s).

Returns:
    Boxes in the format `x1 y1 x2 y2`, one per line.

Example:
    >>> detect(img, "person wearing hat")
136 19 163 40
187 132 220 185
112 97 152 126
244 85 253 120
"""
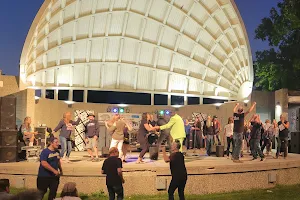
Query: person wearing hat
84 113 100 162
54 182 81 200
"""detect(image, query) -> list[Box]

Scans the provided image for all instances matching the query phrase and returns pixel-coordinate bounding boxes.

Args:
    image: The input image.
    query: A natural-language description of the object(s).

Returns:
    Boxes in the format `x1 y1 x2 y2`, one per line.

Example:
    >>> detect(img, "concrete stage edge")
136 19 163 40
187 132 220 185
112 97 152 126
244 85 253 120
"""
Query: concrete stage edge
1 150 300 196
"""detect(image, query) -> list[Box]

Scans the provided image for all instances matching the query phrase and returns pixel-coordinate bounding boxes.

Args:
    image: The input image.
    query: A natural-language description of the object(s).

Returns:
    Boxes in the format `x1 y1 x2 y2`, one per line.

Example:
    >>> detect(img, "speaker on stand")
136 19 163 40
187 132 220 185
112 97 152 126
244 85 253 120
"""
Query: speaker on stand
0 96 17 163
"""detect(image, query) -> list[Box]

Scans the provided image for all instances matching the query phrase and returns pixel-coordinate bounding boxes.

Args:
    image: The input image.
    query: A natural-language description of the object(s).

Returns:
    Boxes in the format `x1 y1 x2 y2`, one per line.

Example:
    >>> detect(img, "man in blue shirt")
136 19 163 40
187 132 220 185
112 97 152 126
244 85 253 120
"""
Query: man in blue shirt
37 137 62 200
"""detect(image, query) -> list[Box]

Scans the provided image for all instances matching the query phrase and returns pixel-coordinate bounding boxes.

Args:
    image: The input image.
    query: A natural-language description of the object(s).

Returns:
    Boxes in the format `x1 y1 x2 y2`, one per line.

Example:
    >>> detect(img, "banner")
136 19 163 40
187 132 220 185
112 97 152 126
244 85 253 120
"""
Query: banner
74 110 94 151
98 113 142 130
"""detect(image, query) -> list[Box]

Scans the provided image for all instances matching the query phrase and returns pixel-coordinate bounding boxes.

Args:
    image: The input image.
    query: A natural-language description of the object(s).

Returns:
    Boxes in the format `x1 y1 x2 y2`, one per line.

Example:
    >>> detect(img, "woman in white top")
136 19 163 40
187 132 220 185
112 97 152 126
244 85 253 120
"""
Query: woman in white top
224 117 234 157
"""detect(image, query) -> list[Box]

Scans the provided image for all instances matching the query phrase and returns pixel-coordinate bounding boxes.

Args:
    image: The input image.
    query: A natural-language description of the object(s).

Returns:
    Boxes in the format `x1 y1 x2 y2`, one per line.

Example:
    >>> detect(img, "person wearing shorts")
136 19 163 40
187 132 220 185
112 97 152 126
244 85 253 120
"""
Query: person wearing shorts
85 113 100 162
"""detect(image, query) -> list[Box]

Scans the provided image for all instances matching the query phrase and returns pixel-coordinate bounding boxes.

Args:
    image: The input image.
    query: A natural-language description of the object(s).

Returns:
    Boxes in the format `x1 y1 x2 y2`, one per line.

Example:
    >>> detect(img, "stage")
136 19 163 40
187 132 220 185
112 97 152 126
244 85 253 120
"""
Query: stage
1 150 300 195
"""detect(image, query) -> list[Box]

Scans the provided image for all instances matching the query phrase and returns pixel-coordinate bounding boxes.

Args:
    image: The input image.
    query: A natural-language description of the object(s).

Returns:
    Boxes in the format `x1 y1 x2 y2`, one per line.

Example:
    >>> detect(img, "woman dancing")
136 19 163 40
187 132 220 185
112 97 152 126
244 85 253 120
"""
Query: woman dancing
53 112 80 163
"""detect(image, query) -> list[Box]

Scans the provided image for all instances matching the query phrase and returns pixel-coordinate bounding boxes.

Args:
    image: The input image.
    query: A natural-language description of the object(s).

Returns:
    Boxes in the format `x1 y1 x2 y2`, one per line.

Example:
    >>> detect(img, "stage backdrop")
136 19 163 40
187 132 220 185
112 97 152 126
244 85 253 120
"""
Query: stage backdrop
74 110 94 151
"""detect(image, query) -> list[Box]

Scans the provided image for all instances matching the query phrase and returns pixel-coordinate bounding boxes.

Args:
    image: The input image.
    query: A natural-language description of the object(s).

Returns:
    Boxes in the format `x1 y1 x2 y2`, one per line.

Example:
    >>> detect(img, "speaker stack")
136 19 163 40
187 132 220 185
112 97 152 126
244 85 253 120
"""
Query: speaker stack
0 96 17 163
290 132 300 154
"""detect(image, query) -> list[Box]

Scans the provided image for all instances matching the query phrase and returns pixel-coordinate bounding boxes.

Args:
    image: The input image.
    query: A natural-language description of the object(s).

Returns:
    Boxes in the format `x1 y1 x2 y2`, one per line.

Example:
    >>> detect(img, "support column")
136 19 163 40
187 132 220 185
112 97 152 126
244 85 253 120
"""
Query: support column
83 90 88 103
199 97 203 105
69 89 73 101
167 94 171 106
184 96 188 105
54 89 58 100
41 89 46 98
151 93 154 106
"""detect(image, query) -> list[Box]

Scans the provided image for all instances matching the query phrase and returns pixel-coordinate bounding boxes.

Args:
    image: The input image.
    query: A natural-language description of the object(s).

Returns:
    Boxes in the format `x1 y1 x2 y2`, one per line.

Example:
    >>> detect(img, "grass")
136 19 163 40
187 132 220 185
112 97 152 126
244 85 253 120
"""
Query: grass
10 184 300 200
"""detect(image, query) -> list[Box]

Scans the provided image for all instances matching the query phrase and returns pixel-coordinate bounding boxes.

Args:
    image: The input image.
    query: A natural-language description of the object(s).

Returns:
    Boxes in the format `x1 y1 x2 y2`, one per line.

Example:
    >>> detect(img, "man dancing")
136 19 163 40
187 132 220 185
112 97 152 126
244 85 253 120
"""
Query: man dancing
232 102 256 163
155 111 186 152
84 113 100 162
156 113 172 154
105 114 132 160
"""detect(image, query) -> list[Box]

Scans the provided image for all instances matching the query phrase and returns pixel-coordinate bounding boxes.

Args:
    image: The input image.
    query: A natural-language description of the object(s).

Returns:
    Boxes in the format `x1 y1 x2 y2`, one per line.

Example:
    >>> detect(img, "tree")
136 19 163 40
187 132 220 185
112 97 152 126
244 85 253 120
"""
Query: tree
254 0 300 91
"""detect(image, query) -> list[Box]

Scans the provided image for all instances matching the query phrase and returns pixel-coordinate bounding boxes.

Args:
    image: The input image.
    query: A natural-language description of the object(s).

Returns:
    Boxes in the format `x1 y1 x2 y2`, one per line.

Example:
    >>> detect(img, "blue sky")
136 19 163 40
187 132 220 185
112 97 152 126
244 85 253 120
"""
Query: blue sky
0 0 282 76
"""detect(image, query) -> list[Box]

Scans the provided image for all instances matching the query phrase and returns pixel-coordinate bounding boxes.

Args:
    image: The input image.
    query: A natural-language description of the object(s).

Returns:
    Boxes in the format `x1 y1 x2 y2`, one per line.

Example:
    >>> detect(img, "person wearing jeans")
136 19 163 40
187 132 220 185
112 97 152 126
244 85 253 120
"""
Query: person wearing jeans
203 116 215 156
276 114 290 159
224 117 234 157
102 147 125 200
250 115 265 161
37 137 62 200
232 102 256 163
53 112 80 163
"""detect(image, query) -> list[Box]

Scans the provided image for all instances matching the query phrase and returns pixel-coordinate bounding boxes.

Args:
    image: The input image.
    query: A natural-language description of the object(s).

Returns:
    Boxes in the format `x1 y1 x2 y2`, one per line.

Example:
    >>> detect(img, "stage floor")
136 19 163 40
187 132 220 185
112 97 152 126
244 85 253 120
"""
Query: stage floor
1 150 300 176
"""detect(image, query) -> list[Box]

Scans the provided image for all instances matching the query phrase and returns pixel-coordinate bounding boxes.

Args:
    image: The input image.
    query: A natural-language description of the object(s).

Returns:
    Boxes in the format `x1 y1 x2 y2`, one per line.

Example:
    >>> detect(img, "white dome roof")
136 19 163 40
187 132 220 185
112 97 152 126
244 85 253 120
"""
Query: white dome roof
20 0 253 101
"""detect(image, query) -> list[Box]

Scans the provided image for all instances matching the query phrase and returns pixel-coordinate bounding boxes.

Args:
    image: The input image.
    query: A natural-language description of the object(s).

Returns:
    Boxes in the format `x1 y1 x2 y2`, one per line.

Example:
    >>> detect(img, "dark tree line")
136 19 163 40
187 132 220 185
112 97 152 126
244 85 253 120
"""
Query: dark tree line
254 0 300 91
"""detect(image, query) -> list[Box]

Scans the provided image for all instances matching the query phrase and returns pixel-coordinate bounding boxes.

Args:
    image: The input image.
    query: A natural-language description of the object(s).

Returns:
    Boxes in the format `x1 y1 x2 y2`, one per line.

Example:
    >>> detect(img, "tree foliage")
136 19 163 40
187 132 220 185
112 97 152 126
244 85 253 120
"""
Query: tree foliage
254 0 300 91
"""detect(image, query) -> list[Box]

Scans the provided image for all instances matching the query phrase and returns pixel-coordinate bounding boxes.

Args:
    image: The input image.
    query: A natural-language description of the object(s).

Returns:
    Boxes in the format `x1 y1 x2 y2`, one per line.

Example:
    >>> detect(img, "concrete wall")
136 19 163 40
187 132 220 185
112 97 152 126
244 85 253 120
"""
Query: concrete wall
251 90 275 122
0 75 20 97
1 167 300 196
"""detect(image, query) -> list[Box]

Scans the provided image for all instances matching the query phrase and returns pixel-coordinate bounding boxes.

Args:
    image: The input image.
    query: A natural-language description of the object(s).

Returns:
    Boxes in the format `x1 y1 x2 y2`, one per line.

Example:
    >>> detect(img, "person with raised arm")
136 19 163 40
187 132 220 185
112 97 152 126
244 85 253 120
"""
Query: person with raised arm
232 102 256 163
250 114 265 161
52 112 81 163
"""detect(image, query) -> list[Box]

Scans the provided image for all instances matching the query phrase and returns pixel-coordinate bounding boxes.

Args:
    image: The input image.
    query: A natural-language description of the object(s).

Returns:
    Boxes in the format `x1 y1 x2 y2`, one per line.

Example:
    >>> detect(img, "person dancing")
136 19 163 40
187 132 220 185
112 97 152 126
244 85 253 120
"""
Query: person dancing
275 114 290 159
155 111 186 152
191 116 202 149
53 112 80 163
203 116 214 156
105 114 132 160
84 113 100 162
250 114 265 161
156 113 172 154
162 140 187 200
224 117 234 158
122 122 133 162
136 113 155 163
232 102 256 163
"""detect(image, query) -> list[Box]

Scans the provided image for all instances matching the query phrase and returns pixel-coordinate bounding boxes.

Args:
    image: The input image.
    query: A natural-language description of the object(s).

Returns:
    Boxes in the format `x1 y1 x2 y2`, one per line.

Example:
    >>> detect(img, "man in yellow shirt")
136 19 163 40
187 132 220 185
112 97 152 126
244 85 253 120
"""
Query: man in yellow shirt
155 112 186 152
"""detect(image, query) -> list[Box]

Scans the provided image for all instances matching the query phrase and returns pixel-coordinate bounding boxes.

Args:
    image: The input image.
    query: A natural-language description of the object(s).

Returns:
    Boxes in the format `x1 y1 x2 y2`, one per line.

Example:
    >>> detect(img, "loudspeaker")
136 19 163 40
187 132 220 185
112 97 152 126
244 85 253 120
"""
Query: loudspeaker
101 147 109 157
35 127 47 149
216 145 224 157
296 109 300 132
290 132 300 154
149 146 158 160
0 146 17 162
0 96 16 130
0 130 18 147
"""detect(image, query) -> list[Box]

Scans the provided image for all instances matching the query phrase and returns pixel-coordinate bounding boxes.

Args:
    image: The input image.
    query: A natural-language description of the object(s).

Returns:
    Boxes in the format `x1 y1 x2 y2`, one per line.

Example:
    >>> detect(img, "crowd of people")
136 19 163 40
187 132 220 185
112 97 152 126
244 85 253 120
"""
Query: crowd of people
11 101 292 200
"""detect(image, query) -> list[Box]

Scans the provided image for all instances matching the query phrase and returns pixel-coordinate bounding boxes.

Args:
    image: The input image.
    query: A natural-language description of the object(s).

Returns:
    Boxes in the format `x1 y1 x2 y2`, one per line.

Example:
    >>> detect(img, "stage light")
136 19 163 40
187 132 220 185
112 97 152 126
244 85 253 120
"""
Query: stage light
119 108 124 113
64 101 75 105
172 105 182 108
165 110 170 115
159 110 164 115
243 100 249 104
118 104 128 107
112 108 119 113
